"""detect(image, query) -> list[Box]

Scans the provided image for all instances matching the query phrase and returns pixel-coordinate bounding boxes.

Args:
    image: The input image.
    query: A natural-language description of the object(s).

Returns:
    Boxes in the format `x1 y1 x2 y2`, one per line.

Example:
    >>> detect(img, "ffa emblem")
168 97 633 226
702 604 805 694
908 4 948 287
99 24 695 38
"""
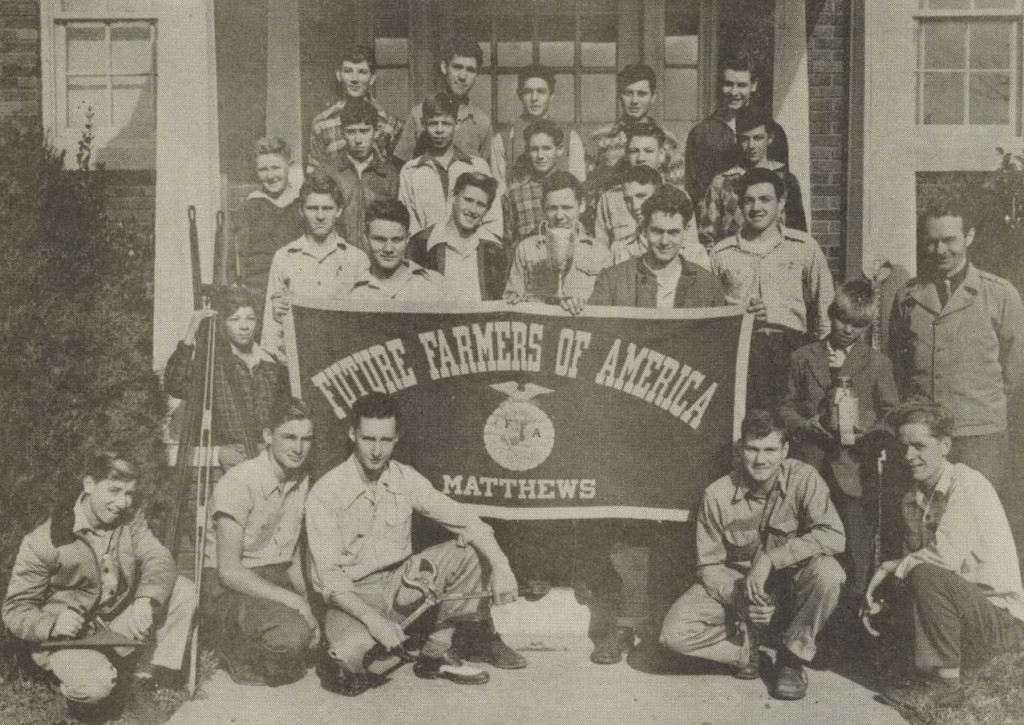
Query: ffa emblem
484 382 555 471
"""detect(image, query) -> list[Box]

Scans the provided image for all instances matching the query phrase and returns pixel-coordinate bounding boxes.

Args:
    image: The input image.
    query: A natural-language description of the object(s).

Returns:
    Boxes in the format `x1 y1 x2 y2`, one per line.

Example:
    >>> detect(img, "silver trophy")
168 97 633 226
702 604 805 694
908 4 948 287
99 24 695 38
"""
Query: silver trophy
539 220 579 301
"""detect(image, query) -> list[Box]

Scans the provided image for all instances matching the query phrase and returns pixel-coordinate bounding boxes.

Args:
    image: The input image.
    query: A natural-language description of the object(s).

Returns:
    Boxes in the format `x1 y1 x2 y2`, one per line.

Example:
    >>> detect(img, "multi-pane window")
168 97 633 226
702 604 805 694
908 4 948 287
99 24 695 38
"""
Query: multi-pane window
664 0 701 124
53 0 156 138
373 0 411 116
456 0 619 127
916 0 1020 125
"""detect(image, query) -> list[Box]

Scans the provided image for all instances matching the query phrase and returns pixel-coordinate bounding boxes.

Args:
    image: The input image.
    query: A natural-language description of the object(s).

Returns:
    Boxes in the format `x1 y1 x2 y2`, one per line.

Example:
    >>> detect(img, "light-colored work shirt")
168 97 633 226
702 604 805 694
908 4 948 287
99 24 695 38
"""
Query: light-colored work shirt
206 449 309 570
896 462 1024 622
710 225 834 339
425 220 488 302
73 497 121 608
504 232 612 303
305 456 494 603
397 149 502 241
348 259 445 302
652 257 683 309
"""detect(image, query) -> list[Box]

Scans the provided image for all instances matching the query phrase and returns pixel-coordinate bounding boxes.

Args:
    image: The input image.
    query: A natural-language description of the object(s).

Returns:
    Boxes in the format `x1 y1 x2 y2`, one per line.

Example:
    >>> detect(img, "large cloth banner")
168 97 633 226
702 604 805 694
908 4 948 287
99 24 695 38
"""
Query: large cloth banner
287 299 752 522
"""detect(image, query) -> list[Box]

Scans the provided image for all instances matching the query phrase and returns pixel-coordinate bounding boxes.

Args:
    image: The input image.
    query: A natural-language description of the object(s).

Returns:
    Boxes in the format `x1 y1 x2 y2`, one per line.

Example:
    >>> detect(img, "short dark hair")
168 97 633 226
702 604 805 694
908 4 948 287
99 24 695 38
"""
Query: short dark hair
734 105 774 137
422 91 460 122
918 192 974 235
721 50 757 79
620 164 663 189
640 185 694 226
340 43 376 73
517 64 555 93
453 171 499 208
84 450 138 484
350 392 402 431
214 284 261 319
617 62 656 94
624 121 667 148
266 396 313 433
253 136 291 162
740 408 789 445
542 169 582 204
736 166 785 200
338 97 379 129
298 170 342 206
829 279 878 327
891 397 955 440
523 119 564 148
365 198 410 232
443 34 483 67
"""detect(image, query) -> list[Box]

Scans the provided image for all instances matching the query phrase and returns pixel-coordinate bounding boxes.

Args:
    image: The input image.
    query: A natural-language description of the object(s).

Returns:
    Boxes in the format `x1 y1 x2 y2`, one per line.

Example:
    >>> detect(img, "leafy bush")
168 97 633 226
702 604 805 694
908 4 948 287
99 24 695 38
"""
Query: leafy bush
0 130 167 673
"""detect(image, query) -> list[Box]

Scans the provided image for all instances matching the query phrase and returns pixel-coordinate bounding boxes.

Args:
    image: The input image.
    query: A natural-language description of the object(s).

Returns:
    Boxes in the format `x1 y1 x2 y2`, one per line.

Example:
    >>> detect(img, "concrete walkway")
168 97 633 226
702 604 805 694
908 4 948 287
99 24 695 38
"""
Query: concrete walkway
168 590 906 725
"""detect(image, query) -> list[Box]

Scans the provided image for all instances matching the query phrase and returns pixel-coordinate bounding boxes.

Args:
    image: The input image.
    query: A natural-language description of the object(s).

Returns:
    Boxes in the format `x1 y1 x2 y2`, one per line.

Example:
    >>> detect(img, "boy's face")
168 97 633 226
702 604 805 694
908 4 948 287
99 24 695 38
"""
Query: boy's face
520 77 553 118
619 79 654 120
452 185 491 234
543 187 583 229
343 121 376 161
349 416 399 475
721 69 756 111
366 218 410 273
441 55 479 98
738 124 771 166
898 422 950 487
256 153 289 197
741 182 783 233
337 60 374 99
83 474 137 528
626 135 666 170
224 306 258 349
740 431 788 486
644 211 685 265
264 418 314 472
302 192 341 240
829 312 870 350
425 113 456 153
527 132 561 175
622 181 657 222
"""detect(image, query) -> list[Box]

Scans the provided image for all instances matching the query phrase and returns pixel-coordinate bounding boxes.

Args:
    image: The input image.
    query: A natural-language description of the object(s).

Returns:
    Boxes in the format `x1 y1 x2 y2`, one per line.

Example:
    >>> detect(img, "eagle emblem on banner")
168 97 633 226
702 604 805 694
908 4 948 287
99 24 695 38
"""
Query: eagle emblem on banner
483 382 555 471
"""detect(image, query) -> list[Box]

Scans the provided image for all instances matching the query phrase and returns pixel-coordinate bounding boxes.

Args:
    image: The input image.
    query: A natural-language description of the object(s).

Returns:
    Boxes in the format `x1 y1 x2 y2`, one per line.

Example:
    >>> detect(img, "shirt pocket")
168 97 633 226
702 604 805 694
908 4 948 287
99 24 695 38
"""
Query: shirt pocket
384 494 413 529
767 510 799 542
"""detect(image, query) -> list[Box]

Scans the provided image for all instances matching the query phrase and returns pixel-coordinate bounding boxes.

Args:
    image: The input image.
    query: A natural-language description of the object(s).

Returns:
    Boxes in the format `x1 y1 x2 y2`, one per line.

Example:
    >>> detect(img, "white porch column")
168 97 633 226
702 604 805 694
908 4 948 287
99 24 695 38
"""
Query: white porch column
152 0 222 369
773 0 812 228
266 0 303 162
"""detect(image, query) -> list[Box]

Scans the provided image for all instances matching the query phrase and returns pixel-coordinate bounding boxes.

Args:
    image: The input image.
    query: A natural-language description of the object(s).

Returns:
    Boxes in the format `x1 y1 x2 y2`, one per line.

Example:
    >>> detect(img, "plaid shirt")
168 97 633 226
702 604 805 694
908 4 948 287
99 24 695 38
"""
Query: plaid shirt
503 176 545 250
307 97 403 172
164 340 287 449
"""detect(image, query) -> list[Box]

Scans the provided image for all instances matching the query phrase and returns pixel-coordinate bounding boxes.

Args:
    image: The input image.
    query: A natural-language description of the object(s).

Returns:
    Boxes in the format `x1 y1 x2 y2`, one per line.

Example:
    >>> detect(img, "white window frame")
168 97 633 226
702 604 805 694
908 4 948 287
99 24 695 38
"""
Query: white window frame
40 0 158 169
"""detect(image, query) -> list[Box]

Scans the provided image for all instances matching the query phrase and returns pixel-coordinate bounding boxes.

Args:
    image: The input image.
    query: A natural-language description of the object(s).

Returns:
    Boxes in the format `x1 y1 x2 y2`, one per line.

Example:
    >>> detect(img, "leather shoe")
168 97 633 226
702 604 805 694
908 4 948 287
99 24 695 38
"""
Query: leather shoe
316 646 387 696
773 662 808 700
590 626 635 665
454 621 527 669
413 650 489 684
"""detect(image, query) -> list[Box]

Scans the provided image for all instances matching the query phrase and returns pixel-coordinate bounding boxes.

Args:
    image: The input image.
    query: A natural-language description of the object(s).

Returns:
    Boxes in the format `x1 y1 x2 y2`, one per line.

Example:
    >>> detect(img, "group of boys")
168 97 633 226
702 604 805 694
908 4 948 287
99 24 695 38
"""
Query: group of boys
4 31 1024 721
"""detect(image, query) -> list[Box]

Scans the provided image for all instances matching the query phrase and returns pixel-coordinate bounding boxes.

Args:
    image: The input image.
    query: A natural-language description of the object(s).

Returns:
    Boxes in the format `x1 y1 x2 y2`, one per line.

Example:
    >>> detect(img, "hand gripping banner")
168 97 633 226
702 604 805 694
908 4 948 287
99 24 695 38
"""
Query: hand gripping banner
286 299 752 522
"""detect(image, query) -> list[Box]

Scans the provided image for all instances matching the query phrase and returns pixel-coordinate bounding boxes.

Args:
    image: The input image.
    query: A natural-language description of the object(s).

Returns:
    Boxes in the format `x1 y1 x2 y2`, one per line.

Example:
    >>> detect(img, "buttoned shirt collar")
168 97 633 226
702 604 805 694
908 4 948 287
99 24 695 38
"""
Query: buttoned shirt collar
412 145 473 169
731 460 790 504
73 494 106 534
825 338 854 357
334 457 403 510
293 231 347 262
351 259 432 294
337 151 391 178
914 462 952 509
255 449 306 500
427 218 482 256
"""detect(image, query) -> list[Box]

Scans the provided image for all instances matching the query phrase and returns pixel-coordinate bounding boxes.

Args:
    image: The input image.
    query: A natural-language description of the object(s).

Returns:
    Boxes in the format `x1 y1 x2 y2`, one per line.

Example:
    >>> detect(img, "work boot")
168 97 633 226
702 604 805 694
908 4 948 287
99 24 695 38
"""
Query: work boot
413 650 489 684
315 644 386 697
454 620 527 669
590 626 635 665
772 650 809 701
881 675 966 711
734 623 760 680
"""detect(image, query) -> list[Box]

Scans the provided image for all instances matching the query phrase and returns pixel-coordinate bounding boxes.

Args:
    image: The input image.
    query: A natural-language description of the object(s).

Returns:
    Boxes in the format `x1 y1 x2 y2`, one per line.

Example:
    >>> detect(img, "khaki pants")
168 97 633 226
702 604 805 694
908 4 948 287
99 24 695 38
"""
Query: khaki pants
32 576 196 705
324 541 486 670
660 556 844 664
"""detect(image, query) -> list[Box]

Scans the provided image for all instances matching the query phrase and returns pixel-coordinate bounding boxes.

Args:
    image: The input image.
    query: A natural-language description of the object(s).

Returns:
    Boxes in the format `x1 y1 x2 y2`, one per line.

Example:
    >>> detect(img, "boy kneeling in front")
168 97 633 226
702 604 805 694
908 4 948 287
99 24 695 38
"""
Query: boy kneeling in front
306 393 523 696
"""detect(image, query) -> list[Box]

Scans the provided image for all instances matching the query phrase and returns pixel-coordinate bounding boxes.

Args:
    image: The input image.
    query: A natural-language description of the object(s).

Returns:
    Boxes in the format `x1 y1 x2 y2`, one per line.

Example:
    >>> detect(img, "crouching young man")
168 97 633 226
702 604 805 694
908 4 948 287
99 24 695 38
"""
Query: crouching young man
2 452 196 720
306 393 524 697
866 398 1024 711
660 409 846 700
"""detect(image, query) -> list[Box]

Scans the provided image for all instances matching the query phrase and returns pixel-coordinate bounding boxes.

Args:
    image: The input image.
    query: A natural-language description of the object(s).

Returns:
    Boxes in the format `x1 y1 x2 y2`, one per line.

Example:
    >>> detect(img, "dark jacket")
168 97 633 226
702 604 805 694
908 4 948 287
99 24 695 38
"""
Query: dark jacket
407 225 509 301
588 256 727 308
780 338 900 496
229 194 304 301
333 154 401 255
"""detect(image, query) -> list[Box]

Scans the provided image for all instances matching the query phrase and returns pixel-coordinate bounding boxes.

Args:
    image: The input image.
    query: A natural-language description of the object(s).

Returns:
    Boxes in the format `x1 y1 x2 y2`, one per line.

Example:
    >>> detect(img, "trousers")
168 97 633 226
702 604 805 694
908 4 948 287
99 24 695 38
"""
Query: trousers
32 576 196 704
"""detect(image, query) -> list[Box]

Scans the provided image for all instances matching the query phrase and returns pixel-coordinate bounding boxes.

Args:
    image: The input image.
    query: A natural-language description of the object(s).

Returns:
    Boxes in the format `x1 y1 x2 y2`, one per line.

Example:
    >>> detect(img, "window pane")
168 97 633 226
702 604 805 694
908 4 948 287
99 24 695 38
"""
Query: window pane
922 22 966 69
969 72 1010 123
664 68 699 121
110 23 151 75
580 14 617 67
581 41 616 67
375 0 409 38
921 71 965 123
375 68 409 116
580 74 616 122
472 73 491 115
66 25 106 76
540 42 574 67
549 73 575 123
111 75 154 130
497 15 532 67
970 22 1011 69
665 35 699 66
67 75 107 128
539 14 574 67
375 38 408 66
498 74 521 124
479 42 493 70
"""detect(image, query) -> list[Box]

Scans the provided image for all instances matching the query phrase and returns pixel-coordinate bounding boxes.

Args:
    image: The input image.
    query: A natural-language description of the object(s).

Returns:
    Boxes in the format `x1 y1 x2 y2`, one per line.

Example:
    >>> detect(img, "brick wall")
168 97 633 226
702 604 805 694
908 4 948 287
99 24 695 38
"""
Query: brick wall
807 0 849 276
0 0 41 132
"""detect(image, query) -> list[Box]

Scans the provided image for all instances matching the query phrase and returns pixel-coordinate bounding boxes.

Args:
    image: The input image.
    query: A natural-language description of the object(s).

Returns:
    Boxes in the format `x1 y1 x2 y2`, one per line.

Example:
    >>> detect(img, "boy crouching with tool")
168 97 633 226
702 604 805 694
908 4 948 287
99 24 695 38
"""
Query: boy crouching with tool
2 452 196 722
305 392 524 696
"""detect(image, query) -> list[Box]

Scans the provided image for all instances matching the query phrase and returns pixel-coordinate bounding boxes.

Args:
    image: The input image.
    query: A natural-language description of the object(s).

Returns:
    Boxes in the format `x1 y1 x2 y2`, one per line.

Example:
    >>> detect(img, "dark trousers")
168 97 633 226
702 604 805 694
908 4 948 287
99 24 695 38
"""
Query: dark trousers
906 564 1024 670
832 489 874 602
201 563 315 685
582 521 658 631
748 327 807 411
